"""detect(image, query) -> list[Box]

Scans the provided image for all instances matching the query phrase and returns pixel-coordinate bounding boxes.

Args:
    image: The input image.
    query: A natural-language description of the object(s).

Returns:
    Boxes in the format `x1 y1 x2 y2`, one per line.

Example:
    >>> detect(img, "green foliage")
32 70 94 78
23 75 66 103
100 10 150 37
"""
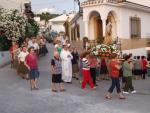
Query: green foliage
83 36 88 42
0 34 11 51
35 12 59 23
97 36 104 44
25 19 39 38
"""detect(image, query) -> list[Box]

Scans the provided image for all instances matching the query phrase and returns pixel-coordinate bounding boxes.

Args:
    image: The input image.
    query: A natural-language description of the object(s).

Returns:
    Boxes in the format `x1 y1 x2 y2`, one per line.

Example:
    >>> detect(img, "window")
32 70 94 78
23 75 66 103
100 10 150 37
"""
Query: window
130 17 141 38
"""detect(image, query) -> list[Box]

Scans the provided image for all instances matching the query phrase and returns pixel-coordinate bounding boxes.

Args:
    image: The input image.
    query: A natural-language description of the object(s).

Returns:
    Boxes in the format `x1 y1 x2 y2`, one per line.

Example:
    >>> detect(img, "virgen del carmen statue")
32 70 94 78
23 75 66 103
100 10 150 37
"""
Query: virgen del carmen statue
91 18 120 59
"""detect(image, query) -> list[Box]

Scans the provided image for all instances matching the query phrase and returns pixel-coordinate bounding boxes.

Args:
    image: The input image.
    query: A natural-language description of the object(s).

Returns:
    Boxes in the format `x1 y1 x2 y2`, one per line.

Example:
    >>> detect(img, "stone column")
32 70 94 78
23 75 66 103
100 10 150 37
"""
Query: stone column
117 19 120 38
102 19 107 37
84 20 89 37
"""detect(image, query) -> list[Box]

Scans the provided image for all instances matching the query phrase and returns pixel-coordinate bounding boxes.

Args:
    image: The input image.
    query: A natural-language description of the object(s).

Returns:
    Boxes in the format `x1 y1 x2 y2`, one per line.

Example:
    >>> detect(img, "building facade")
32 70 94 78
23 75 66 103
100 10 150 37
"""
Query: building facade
0 0 31 13
69 0 150 57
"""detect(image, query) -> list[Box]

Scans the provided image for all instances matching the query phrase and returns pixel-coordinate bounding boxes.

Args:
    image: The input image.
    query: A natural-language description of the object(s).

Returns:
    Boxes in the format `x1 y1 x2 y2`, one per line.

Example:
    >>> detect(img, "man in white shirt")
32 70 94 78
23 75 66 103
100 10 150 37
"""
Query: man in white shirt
28 37 39 56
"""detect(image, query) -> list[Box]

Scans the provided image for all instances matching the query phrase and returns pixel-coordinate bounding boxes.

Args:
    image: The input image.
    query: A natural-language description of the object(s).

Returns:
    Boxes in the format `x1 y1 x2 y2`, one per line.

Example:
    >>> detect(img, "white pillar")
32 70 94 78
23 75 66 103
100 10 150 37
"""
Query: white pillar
84 21 89 37
102 19 106 37
117 19 120 38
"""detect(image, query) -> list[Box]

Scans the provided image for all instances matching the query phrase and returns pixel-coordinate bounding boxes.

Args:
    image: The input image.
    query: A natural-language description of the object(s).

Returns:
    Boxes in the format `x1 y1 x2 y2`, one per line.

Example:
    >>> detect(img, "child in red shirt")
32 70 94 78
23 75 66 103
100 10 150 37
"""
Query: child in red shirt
25 47 39 90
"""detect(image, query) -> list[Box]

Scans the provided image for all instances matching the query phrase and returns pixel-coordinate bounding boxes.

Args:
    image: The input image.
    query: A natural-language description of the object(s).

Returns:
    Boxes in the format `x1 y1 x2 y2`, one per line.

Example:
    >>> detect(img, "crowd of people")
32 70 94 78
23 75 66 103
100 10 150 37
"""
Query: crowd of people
9 36 48 90
53 34 150 99
9 34 150 100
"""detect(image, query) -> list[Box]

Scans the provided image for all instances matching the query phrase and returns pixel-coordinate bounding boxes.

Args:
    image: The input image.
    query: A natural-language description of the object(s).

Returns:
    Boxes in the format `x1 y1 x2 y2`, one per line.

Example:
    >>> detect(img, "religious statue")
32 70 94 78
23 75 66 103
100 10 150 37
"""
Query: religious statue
104 18 113 45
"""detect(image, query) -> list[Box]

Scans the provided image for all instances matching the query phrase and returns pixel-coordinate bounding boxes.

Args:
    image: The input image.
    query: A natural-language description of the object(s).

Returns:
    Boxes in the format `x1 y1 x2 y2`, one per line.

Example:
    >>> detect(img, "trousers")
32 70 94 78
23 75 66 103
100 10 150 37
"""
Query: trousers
82 69 94 89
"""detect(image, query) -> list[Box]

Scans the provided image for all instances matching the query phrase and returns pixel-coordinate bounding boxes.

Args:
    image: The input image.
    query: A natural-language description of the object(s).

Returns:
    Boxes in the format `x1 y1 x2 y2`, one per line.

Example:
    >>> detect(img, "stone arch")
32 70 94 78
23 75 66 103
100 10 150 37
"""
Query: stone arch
88 10 103 40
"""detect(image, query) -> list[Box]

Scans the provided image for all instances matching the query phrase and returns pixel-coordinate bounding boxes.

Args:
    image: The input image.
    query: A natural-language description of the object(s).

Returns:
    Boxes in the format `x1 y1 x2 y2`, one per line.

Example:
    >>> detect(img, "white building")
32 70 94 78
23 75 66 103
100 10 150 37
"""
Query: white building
69 0 150 57
0 0 31 13
47 13 75 33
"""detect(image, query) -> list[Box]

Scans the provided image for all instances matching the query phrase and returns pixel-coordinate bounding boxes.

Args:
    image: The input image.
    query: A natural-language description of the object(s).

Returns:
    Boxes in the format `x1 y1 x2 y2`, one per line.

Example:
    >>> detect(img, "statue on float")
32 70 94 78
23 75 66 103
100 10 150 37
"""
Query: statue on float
104 17 113 45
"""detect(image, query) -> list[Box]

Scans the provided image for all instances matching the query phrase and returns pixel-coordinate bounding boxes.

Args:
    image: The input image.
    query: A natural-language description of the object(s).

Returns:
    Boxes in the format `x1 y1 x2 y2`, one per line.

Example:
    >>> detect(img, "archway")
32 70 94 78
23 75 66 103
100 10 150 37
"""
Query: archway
106 11 118 41
89 11 103 40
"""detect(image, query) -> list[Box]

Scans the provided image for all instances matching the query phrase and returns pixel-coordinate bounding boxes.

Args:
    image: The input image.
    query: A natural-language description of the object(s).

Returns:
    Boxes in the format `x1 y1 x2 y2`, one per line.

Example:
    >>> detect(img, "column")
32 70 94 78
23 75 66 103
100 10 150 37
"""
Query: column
102 19 107 37
117 19 120 38
84 20 89 37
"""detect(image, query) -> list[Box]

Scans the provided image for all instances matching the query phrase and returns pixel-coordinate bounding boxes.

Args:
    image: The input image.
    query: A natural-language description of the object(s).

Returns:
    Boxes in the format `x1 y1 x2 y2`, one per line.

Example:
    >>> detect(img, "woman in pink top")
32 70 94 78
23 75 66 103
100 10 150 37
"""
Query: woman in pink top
89 54 98 86
25 47 39 90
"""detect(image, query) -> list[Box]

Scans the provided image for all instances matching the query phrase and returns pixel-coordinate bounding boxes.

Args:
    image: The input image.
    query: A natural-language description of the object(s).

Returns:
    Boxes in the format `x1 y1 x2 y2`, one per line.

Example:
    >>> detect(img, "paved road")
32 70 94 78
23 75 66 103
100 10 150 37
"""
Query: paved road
0 44 150 113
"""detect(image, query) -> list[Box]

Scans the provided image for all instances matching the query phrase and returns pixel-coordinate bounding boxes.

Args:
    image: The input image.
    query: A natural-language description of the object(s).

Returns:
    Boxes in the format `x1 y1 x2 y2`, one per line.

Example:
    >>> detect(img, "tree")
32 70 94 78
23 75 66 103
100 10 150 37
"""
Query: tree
35 12 59 24
25 19 39 38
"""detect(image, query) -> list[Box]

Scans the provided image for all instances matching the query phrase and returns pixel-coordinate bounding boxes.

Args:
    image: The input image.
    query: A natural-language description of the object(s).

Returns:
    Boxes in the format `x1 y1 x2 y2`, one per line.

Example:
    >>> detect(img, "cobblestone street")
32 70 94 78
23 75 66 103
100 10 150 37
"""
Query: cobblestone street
0 44 150 113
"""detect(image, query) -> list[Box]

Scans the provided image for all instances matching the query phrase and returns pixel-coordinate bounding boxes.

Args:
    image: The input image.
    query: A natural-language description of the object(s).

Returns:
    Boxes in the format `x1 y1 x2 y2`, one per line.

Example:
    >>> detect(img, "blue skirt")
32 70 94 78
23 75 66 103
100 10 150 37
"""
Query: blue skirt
29 69 39 80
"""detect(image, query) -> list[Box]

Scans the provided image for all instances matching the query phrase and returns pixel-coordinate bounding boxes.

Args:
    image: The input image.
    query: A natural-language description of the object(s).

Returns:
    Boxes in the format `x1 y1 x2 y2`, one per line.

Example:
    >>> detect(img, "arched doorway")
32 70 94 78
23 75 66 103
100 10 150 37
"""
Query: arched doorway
89 11 103 40
106 11 117 41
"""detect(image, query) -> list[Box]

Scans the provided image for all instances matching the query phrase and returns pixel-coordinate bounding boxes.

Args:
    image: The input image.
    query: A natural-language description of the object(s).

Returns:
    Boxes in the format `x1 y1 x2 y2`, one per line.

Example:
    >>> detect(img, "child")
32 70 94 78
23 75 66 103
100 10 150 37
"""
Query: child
81 52 95 89
51 51 65 92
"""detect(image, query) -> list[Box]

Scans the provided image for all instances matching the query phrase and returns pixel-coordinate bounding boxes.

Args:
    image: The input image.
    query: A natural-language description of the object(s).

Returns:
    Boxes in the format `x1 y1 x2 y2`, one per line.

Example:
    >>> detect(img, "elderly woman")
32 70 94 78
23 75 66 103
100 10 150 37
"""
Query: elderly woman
51 51 65 92
17 46 29 79
123 55 136 94
25 47 39 90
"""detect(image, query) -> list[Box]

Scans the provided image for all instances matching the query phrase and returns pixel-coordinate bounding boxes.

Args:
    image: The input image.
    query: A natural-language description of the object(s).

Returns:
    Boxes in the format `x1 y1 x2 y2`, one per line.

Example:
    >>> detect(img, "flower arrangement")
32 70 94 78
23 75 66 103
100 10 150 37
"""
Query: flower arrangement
91 44 120 58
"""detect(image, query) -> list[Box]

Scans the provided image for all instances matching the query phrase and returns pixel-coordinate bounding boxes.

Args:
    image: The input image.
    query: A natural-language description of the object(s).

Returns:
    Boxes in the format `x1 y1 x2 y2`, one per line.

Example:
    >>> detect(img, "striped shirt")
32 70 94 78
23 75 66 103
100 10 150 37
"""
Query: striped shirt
82 58 90 70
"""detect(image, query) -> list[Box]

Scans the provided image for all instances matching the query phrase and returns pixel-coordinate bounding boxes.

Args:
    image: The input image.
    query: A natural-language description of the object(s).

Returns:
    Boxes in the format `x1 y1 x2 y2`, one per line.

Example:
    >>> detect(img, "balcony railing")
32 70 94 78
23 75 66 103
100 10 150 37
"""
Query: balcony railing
81 0 124 7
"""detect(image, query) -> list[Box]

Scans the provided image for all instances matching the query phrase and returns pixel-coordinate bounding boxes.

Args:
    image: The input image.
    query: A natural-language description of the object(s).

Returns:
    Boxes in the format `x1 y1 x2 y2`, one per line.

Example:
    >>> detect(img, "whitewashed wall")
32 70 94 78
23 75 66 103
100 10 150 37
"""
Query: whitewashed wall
0 51 11 67
51 22 65 33
127 0 150 7
83 4 150 39
119 7 150 39
123 48 147 58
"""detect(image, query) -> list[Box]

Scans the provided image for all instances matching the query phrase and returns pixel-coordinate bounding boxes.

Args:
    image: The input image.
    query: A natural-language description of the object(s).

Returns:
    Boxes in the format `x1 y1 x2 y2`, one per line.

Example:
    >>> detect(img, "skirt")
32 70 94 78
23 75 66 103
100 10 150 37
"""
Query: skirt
100 65 108 74
12 59 18 69
17 62 28 75
52 74 63 83
29 69 39 80
133 69 142 76
72 64 79 73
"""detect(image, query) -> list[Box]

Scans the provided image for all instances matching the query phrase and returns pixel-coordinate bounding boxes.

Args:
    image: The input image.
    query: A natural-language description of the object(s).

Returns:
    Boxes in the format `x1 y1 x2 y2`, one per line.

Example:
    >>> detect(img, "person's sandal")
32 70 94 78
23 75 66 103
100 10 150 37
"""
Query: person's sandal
119 96 126 99
105 95 112 100
60 89 66 92
52 90 58 92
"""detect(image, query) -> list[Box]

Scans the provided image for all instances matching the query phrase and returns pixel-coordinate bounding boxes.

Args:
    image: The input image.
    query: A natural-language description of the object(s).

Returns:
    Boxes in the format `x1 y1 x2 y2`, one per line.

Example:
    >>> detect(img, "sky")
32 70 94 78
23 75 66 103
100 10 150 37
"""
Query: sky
31 0 85 14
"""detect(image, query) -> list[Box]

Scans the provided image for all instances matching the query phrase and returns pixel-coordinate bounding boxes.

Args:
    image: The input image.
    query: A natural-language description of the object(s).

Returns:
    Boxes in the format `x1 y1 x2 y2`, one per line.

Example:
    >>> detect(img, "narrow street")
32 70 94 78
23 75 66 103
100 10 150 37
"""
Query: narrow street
0 44 150 113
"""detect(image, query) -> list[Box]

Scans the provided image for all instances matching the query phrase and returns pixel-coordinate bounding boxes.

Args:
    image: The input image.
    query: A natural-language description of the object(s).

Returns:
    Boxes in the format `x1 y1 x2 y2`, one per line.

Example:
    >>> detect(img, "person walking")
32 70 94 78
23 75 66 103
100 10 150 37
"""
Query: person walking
106 53 125 99
141 56 148 79
133 56 142 80
123 55 136 94
51 51 65 92
25 47 39 90
17 46 29 79
89 54 98 86
100 58 109 80
71 47 79 80
81 52 95 89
